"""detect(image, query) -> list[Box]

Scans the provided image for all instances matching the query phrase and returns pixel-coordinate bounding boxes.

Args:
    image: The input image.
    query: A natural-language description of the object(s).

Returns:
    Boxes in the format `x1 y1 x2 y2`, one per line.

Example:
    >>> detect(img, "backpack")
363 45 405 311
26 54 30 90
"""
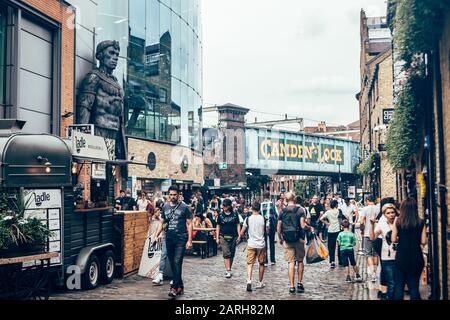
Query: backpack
281 207 302 243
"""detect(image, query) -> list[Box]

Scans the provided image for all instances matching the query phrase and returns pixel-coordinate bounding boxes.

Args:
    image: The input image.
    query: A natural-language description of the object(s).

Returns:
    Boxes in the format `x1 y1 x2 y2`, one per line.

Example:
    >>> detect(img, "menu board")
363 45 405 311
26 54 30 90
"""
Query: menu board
22 189 63 267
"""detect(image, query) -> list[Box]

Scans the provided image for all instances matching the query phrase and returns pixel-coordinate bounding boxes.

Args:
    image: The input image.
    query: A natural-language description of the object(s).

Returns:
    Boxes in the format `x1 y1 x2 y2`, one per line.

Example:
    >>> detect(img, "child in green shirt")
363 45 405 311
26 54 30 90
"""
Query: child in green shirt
337 220 362 283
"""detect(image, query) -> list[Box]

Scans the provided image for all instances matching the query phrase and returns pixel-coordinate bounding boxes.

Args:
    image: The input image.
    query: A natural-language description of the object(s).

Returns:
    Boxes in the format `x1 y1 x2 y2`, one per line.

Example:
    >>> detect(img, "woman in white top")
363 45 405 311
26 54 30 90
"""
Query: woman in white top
137 191 149 212
320 199 342 268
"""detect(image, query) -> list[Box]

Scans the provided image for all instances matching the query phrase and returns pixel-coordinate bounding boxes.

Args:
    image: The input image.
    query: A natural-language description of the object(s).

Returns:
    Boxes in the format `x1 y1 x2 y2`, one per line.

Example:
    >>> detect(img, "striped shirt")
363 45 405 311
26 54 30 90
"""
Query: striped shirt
337 231 357 251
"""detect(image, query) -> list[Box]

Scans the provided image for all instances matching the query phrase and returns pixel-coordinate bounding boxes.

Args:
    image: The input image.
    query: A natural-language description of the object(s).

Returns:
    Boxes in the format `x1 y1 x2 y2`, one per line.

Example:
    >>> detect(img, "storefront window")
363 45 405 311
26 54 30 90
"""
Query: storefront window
0 6 7 112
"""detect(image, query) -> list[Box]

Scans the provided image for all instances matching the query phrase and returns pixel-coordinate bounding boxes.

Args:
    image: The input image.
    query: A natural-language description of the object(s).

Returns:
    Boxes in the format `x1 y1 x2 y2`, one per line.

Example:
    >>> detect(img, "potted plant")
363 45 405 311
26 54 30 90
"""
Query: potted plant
0 190 53 258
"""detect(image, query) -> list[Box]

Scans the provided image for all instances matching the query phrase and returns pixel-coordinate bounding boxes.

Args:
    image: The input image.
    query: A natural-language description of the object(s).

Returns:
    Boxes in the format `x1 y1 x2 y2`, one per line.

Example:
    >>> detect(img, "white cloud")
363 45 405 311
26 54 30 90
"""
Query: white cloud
201 0 388 126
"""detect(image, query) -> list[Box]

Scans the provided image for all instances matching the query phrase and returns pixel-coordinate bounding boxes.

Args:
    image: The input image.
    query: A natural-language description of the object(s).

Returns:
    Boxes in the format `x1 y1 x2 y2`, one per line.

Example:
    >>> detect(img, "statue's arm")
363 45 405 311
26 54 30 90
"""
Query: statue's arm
76 73 99 124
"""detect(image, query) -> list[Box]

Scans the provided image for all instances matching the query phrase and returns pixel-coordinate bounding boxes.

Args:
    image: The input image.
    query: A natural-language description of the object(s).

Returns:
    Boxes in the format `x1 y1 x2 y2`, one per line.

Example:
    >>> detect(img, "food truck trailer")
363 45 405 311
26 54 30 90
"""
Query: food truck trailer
0 128 120 297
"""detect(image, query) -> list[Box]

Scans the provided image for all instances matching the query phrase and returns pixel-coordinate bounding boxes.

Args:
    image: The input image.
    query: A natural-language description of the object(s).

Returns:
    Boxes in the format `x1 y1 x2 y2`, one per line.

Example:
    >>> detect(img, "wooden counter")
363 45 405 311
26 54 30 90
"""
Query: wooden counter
113 211 149 276
0 252 59 266
74 207 113 213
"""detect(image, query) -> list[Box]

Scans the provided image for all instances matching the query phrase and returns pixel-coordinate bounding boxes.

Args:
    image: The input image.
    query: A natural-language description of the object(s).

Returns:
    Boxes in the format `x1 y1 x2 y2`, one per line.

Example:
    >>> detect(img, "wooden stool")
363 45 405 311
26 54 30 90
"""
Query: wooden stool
192 241 208 259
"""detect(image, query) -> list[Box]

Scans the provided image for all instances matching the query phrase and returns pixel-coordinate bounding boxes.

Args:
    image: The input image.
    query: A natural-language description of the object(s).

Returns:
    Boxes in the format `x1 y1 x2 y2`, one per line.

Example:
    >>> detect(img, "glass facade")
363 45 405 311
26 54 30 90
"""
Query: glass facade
97 0 202 150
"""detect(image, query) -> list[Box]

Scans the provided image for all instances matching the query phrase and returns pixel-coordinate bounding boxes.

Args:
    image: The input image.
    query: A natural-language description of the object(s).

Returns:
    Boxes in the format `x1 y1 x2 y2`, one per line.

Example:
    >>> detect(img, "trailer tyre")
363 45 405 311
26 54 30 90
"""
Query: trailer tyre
100 250 115 284
81 254 100 290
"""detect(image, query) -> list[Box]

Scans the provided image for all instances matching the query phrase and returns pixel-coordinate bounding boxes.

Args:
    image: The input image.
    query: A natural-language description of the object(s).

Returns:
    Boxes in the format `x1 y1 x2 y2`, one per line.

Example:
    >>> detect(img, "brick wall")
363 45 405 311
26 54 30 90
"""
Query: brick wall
380 154 396 198
21 0 75 137
359 48 396 196
127 138 203 185
434 11 450 298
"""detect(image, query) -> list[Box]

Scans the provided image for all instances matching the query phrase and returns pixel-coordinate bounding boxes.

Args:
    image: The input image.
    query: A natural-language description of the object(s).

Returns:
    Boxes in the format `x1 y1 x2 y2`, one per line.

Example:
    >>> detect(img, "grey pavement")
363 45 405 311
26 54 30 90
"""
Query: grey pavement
51 240 359 300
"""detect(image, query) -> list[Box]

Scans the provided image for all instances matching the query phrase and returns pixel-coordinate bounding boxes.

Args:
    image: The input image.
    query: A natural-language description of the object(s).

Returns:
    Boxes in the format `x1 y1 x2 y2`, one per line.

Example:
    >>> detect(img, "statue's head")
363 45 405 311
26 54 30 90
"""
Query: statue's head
96 40 120 72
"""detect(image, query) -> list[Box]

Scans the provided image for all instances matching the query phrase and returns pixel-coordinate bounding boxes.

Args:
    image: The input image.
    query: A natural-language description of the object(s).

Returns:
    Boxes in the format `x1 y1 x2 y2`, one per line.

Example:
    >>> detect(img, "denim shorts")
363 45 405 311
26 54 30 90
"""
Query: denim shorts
363 237 378 257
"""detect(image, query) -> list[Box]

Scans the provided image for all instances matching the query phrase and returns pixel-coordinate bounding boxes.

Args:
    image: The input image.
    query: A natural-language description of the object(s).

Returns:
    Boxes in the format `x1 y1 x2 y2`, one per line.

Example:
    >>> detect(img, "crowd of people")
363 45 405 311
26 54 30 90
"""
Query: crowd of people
116 186 427 300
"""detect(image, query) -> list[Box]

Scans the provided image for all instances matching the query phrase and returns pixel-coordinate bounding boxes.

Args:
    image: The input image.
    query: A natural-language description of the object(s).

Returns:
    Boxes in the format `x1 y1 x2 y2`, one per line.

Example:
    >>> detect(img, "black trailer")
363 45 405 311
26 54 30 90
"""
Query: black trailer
0 132 117 294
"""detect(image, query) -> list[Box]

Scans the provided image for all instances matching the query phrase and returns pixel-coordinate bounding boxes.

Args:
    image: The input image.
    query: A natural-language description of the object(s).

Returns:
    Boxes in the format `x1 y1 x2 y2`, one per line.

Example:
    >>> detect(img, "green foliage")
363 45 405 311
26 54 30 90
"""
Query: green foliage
357 154 375 175
386 75 425 170
385 0 449 170
394 0 450 66
0 189 53 252
294 180 309 199
246 174 270 194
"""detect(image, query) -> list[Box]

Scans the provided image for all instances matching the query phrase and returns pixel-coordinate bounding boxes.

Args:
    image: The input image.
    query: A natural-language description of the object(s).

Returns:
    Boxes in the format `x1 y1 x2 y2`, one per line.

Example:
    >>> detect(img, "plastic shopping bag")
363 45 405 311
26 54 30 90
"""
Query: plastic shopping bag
317 239 329 260
306 236 327 264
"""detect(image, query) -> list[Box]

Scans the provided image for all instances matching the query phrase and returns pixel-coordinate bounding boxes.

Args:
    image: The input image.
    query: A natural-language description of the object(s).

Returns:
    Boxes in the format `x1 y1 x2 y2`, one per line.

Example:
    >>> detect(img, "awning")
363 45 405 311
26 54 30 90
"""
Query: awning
72 156 131 166
206 184 248 191
173 180 194 185
0 134 72 187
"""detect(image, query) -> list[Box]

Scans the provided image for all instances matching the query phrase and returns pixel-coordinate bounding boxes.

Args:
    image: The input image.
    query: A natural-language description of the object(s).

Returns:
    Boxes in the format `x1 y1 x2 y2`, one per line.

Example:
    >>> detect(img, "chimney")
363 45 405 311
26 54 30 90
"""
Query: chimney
318 121 326 132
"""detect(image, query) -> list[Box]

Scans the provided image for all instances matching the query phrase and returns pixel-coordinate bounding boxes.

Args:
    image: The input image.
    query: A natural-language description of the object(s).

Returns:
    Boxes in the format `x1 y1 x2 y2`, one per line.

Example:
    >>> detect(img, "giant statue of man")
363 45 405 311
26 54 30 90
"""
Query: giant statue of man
76 40 126 159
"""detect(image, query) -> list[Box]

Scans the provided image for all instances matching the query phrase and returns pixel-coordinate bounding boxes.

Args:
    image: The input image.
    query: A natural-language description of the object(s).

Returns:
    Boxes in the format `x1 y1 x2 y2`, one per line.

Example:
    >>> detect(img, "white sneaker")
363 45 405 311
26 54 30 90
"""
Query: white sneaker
370 273 377 283
152 273 163 285
256 282 265 289
225 271 232 278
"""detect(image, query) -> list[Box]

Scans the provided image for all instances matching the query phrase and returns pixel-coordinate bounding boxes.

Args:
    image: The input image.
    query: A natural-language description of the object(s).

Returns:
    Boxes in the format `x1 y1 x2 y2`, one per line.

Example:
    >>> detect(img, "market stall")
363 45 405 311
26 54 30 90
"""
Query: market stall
0 133 72 298
65 129 124 289
0 129 125 297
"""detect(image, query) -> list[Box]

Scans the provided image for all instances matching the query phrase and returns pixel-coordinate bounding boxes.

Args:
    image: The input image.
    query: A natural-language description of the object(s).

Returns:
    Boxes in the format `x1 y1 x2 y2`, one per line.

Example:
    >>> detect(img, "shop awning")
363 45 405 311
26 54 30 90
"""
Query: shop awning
0 134 72 188
72 156 131 166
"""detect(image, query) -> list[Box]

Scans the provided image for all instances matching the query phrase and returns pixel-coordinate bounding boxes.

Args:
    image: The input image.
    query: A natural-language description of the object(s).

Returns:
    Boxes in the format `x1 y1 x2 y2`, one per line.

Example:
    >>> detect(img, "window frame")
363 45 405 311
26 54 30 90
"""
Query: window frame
0 0 61 135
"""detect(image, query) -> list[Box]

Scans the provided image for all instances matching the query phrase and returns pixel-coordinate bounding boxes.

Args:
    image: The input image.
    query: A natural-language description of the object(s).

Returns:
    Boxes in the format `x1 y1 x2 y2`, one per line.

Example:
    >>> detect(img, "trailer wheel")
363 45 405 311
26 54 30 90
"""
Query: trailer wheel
81 254 100 290
100 250 115 284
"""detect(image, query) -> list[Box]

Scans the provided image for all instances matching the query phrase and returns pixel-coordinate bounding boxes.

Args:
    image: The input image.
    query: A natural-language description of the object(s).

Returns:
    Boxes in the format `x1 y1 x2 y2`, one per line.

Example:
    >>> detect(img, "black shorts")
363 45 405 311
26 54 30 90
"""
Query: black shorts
373 238 383 258
340 249 356 267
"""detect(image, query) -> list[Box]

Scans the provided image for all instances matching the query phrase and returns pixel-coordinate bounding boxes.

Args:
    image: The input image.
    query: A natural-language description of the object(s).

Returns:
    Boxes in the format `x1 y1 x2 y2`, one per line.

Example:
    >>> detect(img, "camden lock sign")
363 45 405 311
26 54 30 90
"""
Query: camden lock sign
258 137 345 165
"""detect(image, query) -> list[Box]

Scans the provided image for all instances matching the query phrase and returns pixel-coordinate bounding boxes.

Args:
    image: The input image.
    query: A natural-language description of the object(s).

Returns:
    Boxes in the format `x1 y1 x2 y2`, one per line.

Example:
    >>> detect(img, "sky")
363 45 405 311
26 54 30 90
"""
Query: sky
201 0 389 129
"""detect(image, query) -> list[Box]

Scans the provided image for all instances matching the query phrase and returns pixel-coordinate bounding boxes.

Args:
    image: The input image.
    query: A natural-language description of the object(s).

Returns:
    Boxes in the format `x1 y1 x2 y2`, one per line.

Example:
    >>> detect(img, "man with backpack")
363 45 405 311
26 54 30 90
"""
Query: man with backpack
277 192 308 295
261 191 278 266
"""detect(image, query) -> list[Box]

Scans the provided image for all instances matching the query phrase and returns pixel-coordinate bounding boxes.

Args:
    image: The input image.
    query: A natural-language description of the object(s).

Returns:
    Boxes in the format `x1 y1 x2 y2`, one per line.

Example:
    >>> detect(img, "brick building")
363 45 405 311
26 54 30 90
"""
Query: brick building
356 11 396 199
384 0 450 299
264 175 299 196
203 104 249 193
429 10 450 299
304 120 360 141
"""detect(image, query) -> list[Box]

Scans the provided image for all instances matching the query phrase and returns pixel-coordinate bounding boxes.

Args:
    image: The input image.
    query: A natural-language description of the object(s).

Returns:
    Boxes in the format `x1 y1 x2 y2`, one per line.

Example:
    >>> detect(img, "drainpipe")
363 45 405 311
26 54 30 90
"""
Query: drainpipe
425 51 441 300
434 44 448 300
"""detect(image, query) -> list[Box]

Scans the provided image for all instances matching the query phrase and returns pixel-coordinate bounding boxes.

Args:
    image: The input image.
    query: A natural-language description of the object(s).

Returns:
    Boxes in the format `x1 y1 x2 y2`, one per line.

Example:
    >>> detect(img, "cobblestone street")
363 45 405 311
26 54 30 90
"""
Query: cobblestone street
52 241 366 300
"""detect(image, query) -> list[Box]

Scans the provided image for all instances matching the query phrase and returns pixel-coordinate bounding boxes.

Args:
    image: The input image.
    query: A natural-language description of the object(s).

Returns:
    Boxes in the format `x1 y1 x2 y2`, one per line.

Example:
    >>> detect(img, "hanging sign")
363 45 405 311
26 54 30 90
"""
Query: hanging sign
92 163 106 180
383 109 394 124
72 131 110 160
